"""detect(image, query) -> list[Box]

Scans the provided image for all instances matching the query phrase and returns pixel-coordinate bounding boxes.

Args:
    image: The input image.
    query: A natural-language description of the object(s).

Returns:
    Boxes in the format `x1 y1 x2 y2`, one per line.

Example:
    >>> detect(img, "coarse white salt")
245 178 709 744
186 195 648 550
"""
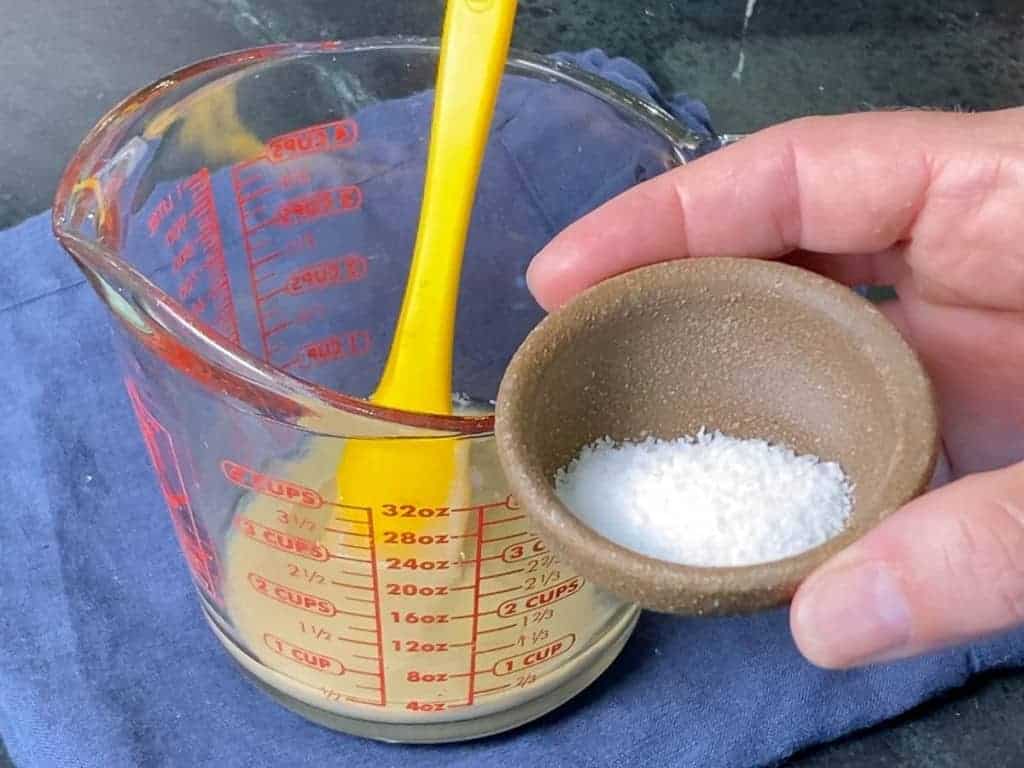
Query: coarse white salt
553 429 853 567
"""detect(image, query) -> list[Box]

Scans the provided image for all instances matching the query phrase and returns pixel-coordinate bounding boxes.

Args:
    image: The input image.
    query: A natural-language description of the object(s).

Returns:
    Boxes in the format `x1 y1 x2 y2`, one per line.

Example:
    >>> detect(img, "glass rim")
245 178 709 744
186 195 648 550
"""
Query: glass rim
53 37 706 438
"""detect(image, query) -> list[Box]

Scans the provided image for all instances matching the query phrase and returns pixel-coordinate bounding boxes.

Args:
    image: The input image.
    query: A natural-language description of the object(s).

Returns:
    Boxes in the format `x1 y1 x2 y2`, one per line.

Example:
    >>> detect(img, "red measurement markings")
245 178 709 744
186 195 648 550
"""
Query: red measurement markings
267 119 358 163
482 531 528 544
381 531 451 546
362 507 387 705
338 636 378 647
251 231 315 267
480 568 524 581
479 584 520 598
221 459 323 508
283 330 372 372
182 169 239 343
279 253 368 297
466 507 485 705
233 156 271 194
340 609 376 619
340 569 371 580
500 537 548 563
477 623 518 635
248 573 338 616
279 168 312 189
344 696 385 707
495 577 584 618
264 633 346 676
492 635 575 676
261 302 327 340
165 213 188 247
388 611 451 625
475 642 517 656
147 196 174 236
297 620 333 641
390 640 450 653
331 550 374 564
339 540 372 551
236 516 330 561
318 687 384 708
482 514 526 527
125 379 221 603
329 511 372 524
272 186 362 228
171 241 195 271
147 169 239 344
473 647 516 659
405 701 449 713
230 159 276 362
405 671 451 683
474 684 512 698
331 580 373 592
276 509 316 531
232 147 372 368
381 503 453 518
450 496 519 514
384 583 449 597
384 558 450 571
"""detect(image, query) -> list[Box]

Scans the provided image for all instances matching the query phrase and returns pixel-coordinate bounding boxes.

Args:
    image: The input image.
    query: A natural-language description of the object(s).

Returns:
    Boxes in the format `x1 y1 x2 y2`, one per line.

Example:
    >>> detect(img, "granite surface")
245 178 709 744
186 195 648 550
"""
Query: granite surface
1 0 1022 765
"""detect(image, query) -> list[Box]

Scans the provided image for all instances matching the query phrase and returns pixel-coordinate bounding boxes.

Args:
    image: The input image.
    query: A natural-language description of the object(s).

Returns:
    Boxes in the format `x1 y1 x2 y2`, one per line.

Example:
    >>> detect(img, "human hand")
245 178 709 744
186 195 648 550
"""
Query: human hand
526 108 1024 668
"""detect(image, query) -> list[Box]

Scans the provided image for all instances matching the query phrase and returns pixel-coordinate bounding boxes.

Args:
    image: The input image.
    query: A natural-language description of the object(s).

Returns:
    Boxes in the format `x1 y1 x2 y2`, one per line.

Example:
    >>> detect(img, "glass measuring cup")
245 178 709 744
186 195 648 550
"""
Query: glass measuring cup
53 39 709 743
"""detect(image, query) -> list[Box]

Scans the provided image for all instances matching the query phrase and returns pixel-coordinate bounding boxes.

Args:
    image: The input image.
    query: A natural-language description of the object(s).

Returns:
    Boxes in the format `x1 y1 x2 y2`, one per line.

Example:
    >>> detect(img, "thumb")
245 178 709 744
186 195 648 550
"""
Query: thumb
790 462 1024 668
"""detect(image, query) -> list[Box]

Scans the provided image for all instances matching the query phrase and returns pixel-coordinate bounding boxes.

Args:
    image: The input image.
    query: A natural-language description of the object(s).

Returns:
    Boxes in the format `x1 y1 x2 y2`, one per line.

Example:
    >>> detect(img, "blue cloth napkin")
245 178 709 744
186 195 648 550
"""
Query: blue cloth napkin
1 51 1022 768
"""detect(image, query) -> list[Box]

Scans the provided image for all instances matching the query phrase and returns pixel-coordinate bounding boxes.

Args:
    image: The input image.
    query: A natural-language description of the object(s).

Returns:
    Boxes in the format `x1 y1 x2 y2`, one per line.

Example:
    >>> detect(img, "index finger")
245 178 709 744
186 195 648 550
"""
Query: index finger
526 112 938 310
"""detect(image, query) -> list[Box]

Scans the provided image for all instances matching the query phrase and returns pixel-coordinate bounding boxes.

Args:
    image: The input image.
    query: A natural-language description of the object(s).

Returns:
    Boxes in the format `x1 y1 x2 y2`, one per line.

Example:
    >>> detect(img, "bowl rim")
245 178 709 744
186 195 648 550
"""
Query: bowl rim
494 257 940 614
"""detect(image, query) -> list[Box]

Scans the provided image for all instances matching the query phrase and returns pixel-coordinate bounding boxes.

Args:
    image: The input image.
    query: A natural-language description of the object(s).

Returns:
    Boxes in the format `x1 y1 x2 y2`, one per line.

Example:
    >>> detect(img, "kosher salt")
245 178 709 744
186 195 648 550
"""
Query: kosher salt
554 429 853 567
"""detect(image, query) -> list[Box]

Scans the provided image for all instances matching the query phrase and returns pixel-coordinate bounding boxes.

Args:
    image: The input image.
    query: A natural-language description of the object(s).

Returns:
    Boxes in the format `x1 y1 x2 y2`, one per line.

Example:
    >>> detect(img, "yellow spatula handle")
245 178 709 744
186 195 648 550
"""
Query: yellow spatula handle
372 0 518 414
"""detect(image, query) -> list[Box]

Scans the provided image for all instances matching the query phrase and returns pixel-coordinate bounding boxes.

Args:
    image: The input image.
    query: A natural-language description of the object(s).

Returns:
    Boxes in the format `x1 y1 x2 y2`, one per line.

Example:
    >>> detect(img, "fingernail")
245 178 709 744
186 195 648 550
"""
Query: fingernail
524 248 569 311
792 561 912 668
524 255 542 297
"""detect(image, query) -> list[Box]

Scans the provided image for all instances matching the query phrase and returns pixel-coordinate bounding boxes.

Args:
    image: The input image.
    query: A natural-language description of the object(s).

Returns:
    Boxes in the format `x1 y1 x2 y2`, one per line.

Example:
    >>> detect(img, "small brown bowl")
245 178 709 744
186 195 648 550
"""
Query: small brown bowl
495 257 939 615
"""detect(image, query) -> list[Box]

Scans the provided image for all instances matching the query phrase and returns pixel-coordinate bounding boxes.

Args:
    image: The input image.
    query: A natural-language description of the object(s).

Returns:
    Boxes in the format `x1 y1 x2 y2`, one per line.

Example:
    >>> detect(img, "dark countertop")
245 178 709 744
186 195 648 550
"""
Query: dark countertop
1 0 1021 765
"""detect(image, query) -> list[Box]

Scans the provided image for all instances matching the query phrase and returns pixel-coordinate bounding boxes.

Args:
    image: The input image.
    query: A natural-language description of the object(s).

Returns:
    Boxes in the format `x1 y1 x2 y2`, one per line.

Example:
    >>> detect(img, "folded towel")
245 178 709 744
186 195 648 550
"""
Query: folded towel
0 50 1020 768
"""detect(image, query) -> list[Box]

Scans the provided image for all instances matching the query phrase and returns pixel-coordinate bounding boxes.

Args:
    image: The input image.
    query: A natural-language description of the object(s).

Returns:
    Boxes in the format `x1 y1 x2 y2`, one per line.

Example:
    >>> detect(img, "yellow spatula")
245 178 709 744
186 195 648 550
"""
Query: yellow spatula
336 1 518 534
